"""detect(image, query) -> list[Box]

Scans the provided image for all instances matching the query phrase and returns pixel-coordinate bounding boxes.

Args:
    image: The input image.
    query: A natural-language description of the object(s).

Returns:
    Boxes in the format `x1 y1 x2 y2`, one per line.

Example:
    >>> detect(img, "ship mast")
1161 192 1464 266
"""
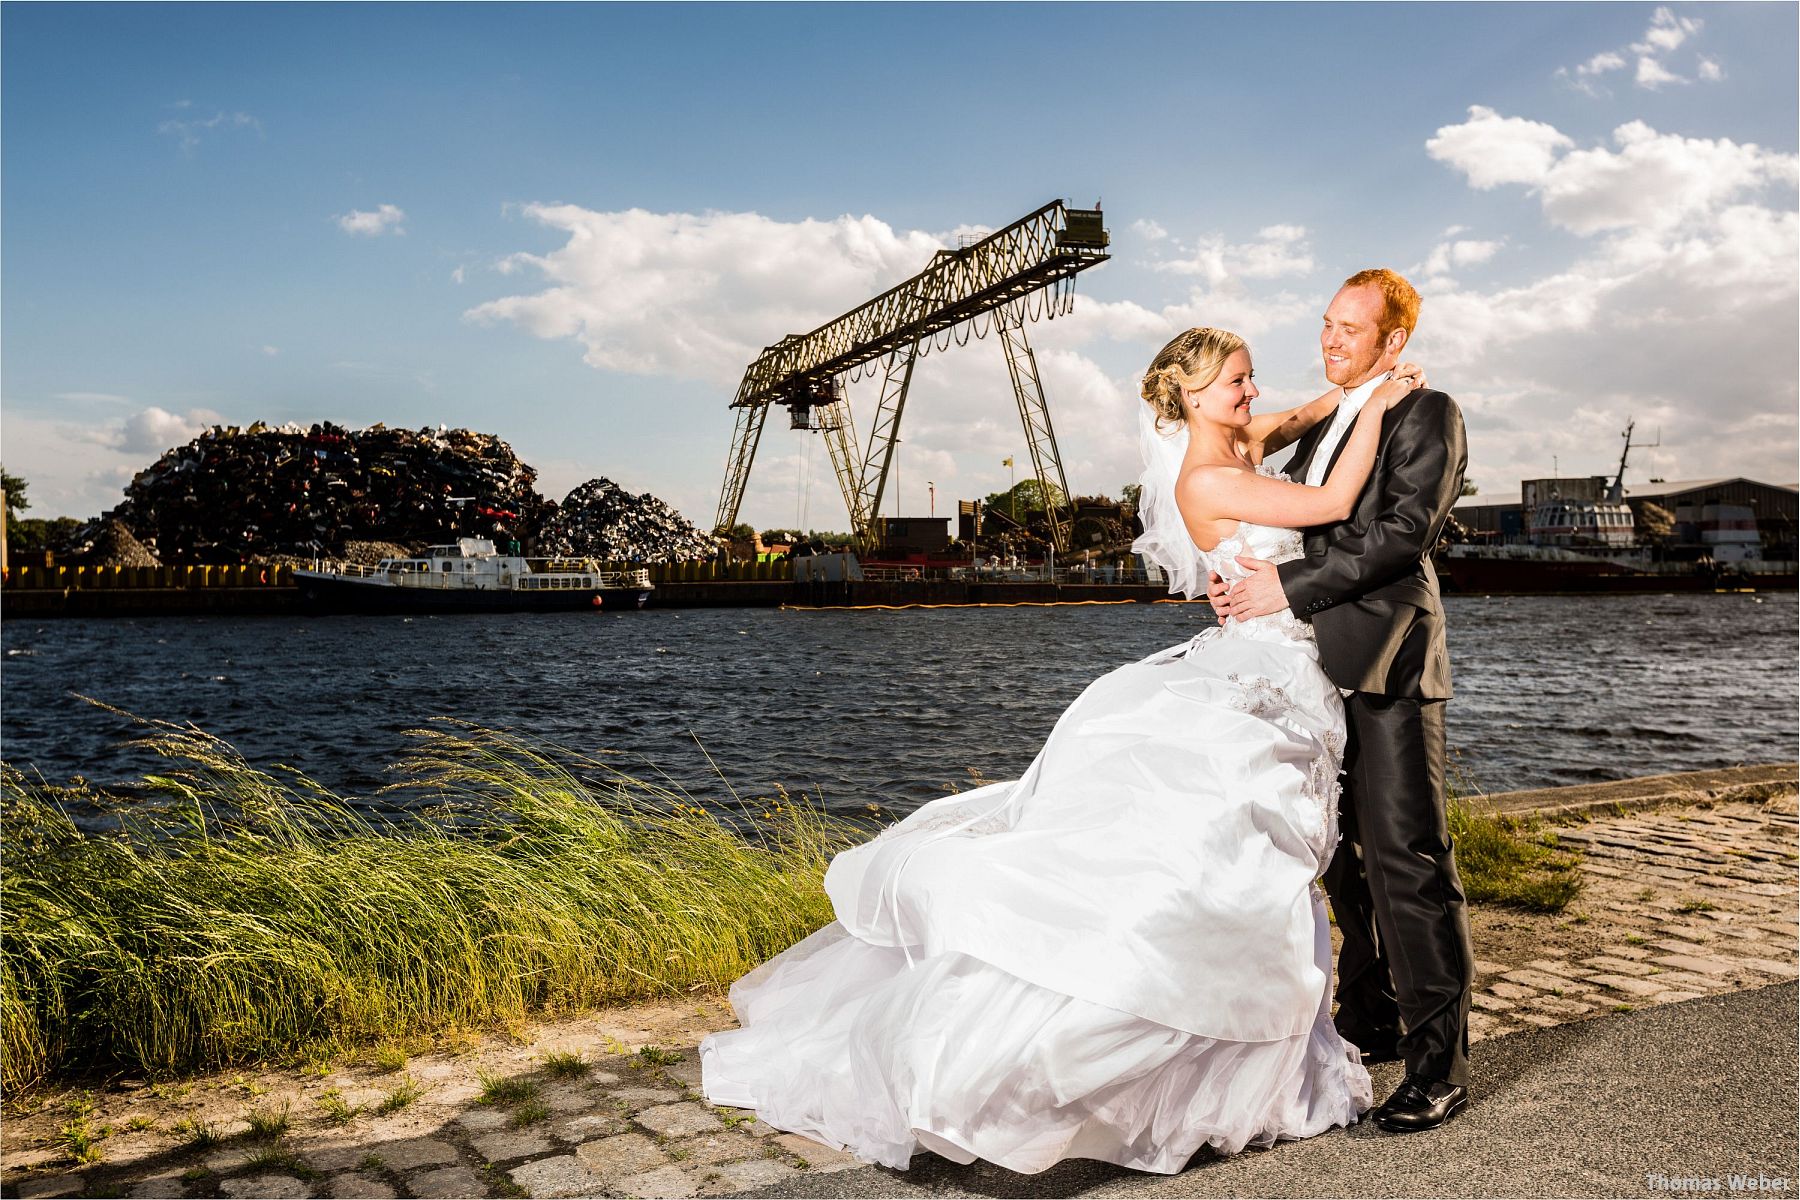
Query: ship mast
1607 419 1661 502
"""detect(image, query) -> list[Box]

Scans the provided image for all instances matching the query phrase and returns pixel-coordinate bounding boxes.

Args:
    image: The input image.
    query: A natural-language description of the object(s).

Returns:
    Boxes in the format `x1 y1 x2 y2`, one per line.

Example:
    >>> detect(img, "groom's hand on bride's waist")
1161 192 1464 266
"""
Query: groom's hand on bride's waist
1205 571 1233 624
1225 557 1289 620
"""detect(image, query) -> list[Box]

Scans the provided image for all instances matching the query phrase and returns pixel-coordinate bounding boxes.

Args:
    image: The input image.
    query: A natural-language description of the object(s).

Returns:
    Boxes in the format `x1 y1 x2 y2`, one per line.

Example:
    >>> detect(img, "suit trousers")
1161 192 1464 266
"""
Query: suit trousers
1322 693 1474 1086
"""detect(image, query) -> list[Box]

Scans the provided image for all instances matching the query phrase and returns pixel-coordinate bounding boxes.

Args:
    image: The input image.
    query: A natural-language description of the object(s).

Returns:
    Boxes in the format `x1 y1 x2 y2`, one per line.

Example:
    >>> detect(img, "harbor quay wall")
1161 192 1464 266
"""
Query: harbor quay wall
0 569 1189 617
2 563 300 617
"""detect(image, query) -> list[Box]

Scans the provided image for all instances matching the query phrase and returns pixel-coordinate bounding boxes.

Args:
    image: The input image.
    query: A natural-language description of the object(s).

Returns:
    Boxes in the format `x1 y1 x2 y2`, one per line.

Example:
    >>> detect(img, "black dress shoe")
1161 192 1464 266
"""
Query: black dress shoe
1372 1072 1468 1132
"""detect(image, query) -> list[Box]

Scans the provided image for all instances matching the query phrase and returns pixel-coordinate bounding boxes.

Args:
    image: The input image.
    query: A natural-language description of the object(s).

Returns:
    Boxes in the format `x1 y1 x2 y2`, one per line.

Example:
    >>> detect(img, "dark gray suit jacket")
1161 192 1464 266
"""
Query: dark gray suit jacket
1275 388 1468 700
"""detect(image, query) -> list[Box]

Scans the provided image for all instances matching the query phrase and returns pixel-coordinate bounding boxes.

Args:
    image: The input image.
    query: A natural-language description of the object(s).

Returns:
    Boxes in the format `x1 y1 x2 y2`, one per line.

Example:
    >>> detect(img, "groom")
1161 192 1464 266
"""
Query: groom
1209 268 1474 1132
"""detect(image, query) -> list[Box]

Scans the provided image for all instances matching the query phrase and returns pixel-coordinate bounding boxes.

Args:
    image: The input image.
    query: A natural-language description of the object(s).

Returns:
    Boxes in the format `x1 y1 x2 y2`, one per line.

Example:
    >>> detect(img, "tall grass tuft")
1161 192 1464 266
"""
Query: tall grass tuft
2 711 861 1092
1448 798 1584 912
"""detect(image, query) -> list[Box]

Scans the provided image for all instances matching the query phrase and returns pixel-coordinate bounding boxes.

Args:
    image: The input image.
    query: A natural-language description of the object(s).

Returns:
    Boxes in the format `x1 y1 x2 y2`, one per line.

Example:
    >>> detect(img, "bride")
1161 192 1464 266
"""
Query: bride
700 326 1424 1176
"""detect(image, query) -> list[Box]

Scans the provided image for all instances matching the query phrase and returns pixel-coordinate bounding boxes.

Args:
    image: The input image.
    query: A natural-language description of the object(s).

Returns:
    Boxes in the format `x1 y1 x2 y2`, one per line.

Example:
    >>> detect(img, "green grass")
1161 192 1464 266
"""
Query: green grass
509 1099 551 1127
1676 897 1717 914
315 1088 360 1125
242 1142 310 1177
540 1050 589 1079
170 1117 223 1151
476 1068 538 1108
3 704 1582 1095
59 1117 104 1164
374 1076 423 1114
1 710 858 1092
369 1044 409 1073
242 1101 291 1140
1448 799 1584 913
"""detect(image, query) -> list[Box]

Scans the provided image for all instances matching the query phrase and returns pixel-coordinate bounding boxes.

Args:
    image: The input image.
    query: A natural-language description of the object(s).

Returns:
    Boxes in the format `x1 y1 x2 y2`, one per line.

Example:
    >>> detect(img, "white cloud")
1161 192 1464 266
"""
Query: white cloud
1425 107 1574 189
1558 6 1715 95
260 345 280 357
1576 50 1628 78
467 205 944 385
1542 121 1796 235
451 266 466 285
1415 110 1797 487
93 406 224 457
1420 238 1504 278
1430 110 1797 236
1635 7 1702 54
1159 285 1319 341
3 405 228 517
157 109 261 154
939 223 995 247
1149 224 1314 285
1635 56 1686 89
336 204 407 237
1130 218 1169 242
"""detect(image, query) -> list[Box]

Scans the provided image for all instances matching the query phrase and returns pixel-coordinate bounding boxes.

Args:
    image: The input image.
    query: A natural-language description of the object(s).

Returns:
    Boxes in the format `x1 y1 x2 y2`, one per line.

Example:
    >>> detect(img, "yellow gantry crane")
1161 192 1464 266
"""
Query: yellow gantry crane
711 200 1110 554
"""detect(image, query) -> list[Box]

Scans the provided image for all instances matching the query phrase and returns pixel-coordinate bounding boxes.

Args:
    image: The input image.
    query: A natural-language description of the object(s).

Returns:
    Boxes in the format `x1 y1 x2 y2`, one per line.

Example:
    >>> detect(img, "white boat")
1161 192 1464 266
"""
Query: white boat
294 537 654 612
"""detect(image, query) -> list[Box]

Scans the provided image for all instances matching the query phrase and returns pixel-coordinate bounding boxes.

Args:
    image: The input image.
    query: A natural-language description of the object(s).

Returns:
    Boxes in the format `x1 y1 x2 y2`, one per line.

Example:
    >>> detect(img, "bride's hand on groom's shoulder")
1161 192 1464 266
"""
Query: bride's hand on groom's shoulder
1375 363 1427 409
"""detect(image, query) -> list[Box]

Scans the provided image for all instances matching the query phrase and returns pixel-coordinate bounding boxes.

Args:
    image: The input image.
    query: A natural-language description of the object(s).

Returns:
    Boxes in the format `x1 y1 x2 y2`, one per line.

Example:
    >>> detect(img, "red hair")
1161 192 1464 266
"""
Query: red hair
1342 268 1421 342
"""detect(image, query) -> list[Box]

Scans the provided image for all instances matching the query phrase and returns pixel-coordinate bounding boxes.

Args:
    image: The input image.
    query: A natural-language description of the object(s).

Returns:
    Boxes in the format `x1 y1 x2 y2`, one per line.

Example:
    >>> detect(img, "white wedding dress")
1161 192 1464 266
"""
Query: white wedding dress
699 466 1374 1176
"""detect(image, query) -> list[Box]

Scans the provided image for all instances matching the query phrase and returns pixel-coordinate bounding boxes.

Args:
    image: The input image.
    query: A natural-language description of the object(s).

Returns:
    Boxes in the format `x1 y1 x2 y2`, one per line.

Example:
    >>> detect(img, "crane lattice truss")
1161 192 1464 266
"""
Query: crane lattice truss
712 200 1110 554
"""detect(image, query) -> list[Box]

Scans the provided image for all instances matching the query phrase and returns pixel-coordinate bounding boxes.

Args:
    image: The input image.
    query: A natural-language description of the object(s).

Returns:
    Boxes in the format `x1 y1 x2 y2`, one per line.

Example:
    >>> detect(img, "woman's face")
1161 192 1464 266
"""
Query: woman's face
1185 348 1258 430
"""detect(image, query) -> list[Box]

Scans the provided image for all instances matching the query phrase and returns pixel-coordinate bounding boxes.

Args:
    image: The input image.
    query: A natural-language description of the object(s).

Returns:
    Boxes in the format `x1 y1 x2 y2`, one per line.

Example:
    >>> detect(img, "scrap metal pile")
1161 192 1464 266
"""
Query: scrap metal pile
537 478 719 563
67 520 162 568
112 421 554 563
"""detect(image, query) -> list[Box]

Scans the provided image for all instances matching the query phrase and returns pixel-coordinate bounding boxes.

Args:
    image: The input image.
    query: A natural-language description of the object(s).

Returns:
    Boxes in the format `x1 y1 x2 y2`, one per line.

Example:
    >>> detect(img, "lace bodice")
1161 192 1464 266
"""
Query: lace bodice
1195 463 1311 643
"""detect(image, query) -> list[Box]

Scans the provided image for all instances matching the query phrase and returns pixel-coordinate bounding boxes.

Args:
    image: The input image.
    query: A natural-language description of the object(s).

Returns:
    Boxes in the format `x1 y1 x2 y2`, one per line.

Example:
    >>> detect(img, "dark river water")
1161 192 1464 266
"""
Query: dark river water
3 595 1795 818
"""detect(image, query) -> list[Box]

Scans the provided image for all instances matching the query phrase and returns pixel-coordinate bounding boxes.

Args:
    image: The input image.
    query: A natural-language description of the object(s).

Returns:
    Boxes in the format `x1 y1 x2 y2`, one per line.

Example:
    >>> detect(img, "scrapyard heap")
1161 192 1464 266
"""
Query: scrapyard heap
112 421 555 563
536 478 719 563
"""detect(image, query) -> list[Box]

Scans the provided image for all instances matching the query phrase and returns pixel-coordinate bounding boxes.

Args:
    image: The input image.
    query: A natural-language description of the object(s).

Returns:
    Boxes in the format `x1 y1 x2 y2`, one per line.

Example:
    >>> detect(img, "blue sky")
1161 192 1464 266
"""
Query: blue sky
5 2 1796 530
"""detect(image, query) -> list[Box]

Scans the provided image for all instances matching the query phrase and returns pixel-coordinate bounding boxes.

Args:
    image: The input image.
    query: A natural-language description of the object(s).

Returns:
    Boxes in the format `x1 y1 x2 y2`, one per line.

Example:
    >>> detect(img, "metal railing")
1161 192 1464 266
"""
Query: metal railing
302 560 653 589
860 565 1156 585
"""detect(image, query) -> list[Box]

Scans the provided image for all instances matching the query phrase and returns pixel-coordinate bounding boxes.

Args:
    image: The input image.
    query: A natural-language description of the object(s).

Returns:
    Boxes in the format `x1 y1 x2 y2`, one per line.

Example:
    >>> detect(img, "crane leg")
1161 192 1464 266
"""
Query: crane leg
816 381 867 547
713 402 771 537
852 342 920 552
997 301 1073 554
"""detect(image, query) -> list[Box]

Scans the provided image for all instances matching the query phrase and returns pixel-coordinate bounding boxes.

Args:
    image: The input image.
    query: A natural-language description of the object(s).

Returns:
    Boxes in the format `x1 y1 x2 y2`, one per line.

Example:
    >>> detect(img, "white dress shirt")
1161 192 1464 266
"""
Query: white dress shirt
1303 372 1391 487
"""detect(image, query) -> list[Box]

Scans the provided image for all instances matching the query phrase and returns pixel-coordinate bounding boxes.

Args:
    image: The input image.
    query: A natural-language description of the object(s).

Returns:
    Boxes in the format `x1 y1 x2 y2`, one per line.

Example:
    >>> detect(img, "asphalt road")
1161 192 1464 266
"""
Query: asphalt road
747 982 1799 1199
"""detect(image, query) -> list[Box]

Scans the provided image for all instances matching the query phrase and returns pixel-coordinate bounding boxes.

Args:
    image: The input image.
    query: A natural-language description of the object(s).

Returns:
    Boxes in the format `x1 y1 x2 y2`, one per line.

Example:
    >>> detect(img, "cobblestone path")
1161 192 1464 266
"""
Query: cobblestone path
1465 795 1798 1044
4 795 1794 1200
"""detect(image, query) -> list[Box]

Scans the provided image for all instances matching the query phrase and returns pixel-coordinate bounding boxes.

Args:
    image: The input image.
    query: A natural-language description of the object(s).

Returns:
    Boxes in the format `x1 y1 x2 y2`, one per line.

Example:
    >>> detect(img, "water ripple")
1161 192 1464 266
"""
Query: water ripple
2 595 1793 814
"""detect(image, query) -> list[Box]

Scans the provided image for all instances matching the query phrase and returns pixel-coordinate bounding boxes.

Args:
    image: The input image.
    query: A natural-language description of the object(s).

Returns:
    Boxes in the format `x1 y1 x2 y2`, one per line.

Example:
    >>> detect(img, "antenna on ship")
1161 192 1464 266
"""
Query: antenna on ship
1608 419 1661 502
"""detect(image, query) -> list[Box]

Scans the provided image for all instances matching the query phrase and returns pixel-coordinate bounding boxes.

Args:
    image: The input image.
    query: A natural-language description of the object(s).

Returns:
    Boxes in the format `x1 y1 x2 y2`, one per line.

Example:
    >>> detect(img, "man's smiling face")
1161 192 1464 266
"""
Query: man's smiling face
1320 284 1396 389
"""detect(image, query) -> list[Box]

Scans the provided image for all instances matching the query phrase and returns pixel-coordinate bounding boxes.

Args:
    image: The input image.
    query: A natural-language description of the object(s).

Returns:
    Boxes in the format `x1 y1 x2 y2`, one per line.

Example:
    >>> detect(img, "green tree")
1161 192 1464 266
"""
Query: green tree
983 478 1068 520
1 466 29 526
1459 480 1479 497
7 516 83 554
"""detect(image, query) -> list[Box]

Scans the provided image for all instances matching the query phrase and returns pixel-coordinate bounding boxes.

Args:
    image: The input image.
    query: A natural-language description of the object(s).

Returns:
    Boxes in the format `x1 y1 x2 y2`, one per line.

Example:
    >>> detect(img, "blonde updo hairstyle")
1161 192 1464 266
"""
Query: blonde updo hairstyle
1140 327 1247 434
